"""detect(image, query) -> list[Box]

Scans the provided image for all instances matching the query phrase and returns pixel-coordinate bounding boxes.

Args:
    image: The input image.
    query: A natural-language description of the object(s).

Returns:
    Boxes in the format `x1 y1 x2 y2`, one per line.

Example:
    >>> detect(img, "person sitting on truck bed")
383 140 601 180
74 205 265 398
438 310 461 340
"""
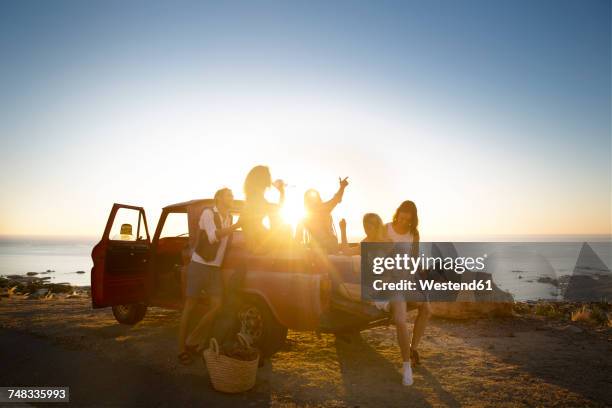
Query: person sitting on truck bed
296 176 349 253
329 213 390 302
338 212 389 255
177 187 240 365
240 165 290 254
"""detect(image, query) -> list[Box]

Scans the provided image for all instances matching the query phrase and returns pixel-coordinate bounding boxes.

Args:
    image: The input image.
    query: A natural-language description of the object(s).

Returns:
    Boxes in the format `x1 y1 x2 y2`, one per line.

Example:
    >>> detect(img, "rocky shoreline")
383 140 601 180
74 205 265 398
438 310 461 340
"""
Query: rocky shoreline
0 272 90 300
1 271 610 328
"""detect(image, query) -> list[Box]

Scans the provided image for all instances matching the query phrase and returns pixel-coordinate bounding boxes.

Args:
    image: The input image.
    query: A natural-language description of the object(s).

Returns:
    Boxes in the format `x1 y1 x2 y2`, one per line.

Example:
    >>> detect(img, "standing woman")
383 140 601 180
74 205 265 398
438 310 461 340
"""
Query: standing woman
240 165 288 253
386 200 430 386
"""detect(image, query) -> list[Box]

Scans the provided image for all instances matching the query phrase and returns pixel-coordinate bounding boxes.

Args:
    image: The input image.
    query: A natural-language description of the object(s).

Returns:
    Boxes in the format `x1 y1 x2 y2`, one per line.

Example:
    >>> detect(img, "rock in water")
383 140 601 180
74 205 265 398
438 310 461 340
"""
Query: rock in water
537 276 559 287
564 243 612 301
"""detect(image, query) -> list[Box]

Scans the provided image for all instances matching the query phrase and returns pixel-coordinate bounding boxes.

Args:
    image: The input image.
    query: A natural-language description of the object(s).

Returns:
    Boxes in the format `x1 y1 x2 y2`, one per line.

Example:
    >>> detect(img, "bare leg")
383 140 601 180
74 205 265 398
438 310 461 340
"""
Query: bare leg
392 300 414 385
178 297 198 353
410 302 430 351
185 296 221 348
391 300 411 362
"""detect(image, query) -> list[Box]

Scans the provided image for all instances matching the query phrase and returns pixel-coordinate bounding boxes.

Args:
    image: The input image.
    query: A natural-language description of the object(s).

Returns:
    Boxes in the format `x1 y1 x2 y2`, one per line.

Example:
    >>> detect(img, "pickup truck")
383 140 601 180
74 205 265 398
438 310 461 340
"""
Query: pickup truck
91 199 388 356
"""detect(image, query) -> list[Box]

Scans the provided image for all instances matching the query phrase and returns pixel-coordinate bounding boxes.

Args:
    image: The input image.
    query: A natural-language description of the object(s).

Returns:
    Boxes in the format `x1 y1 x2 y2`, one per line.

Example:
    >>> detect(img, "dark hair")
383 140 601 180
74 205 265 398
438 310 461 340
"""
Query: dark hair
392 200 420 242
214 187 232 203
244 165 271 201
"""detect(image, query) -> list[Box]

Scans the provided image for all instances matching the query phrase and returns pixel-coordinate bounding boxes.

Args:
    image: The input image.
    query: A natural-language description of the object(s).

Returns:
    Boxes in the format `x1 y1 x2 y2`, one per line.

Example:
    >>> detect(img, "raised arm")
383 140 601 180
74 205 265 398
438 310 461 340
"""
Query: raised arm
339 218 360 255
322 176 349 212
339 218 348 245
272 179 286 206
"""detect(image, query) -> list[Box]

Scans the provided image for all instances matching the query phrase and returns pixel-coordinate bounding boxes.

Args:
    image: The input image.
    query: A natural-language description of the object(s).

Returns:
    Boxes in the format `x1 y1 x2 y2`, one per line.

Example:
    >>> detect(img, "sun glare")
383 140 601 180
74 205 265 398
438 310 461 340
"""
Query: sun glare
281 200 305 230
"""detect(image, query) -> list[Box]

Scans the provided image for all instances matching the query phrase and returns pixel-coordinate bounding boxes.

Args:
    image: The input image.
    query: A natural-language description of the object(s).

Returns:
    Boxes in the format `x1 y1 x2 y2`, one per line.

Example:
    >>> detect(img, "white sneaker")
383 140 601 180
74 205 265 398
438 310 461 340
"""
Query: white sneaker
402 362 413 386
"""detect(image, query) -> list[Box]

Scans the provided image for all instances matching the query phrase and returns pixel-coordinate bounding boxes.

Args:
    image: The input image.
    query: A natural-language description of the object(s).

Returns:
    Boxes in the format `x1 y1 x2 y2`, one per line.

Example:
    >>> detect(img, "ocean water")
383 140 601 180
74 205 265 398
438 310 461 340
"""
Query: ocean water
0 236 96 286
0 235 610 296
436 241 612 301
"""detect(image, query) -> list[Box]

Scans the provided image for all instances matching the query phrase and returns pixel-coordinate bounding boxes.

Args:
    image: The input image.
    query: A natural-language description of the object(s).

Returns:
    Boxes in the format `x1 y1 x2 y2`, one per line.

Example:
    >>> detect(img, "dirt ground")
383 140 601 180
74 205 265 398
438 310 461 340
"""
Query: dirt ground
0 296 610 407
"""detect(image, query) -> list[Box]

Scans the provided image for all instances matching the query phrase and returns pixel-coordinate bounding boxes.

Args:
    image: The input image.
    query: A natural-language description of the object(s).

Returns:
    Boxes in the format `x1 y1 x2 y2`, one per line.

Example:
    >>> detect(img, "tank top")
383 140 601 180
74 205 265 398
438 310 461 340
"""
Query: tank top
386 223 413 243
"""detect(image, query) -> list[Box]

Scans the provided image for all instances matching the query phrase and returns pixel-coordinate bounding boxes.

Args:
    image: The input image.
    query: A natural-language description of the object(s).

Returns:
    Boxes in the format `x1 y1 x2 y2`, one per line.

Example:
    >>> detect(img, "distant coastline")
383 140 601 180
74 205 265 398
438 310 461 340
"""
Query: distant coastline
1 233 610 242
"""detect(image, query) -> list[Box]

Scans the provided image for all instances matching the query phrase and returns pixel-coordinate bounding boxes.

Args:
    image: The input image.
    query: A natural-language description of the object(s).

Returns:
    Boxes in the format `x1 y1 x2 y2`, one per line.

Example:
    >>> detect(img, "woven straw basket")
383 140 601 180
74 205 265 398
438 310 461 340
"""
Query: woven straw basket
203 334 259 393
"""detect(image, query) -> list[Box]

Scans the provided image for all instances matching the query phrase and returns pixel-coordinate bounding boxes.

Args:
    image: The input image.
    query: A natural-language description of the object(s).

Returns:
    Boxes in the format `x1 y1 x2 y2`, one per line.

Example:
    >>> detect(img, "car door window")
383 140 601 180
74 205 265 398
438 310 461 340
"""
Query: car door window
109 208 149 241
159 212 189 238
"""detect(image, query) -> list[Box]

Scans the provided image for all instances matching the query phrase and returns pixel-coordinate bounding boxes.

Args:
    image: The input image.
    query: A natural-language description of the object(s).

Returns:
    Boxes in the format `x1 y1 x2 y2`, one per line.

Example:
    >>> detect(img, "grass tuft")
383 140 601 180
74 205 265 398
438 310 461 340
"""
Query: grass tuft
571 305 591 323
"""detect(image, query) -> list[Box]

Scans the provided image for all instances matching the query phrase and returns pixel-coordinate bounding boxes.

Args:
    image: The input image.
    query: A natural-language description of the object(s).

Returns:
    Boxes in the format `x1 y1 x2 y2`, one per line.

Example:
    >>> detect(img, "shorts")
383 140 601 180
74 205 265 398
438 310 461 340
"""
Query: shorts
186 261 223 298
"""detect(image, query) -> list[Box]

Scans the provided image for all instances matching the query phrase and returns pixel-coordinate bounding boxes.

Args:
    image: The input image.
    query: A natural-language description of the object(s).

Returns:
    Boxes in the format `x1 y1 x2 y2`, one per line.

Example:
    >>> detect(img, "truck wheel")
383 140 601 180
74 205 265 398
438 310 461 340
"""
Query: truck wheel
112 304 147 325
238 296 287 357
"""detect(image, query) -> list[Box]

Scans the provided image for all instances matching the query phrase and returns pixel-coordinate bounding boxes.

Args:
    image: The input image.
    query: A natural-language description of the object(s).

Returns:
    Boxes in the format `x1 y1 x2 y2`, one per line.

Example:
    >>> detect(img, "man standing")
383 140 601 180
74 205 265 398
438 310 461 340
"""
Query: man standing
178 188 239 365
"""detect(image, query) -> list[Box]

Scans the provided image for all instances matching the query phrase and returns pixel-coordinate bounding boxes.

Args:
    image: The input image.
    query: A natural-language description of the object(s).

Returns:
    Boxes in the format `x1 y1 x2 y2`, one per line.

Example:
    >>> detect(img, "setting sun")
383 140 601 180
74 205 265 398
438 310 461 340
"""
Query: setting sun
280 198 305 231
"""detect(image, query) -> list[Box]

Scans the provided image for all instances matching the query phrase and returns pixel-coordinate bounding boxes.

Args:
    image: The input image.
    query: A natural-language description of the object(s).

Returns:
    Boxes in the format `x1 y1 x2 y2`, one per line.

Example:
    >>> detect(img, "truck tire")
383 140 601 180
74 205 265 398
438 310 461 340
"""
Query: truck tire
112 303 147 325
238 296 287 357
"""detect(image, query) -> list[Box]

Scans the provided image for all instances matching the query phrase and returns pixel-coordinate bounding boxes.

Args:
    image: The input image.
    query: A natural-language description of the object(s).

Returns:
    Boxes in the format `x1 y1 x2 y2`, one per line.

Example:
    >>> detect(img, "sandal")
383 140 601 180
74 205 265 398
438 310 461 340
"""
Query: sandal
185 344 200 355
410 349 420 366
178 351 195 365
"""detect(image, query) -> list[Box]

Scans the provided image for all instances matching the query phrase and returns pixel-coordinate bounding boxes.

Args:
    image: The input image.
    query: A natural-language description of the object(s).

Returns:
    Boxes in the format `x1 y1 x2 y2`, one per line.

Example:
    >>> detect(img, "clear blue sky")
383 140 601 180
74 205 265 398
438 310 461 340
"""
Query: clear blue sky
0 0 610 238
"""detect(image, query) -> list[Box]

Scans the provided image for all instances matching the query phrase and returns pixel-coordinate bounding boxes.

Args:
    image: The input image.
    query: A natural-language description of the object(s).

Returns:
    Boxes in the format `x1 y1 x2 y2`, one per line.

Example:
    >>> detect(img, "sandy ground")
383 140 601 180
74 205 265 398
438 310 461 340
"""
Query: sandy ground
0 297 610 407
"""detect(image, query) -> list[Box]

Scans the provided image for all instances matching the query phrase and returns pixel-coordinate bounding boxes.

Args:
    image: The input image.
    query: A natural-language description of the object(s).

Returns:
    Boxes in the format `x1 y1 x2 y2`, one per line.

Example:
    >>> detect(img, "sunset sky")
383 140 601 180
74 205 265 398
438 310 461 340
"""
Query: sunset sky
0 0 610 240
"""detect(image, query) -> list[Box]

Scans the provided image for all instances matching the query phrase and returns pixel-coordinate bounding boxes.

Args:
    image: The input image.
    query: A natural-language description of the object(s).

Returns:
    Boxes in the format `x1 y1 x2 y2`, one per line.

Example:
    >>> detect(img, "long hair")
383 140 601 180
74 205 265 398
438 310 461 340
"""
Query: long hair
362 213 385 241
243 165 271 201
303 189 322 212
392 200 420 242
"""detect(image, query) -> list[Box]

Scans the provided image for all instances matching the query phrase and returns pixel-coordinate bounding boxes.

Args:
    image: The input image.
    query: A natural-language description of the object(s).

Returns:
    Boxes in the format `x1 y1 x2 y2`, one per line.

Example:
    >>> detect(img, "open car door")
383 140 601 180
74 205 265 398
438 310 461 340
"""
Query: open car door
91 204 151 308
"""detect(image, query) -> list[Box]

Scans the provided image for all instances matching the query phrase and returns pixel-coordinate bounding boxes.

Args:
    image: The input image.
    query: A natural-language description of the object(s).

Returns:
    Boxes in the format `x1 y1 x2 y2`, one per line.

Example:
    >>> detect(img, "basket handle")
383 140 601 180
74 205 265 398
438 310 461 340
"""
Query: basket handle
236 333 251 349
209 337 220 356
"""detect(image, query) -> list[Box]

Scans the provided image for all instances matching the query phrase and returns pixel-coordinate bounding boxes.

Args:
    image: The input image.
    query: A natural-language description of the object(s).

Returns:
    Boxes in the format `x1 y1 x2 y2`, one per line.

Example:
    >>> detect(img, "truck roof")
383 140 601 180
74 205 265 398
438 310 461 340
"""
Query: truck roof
163 199 245 212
